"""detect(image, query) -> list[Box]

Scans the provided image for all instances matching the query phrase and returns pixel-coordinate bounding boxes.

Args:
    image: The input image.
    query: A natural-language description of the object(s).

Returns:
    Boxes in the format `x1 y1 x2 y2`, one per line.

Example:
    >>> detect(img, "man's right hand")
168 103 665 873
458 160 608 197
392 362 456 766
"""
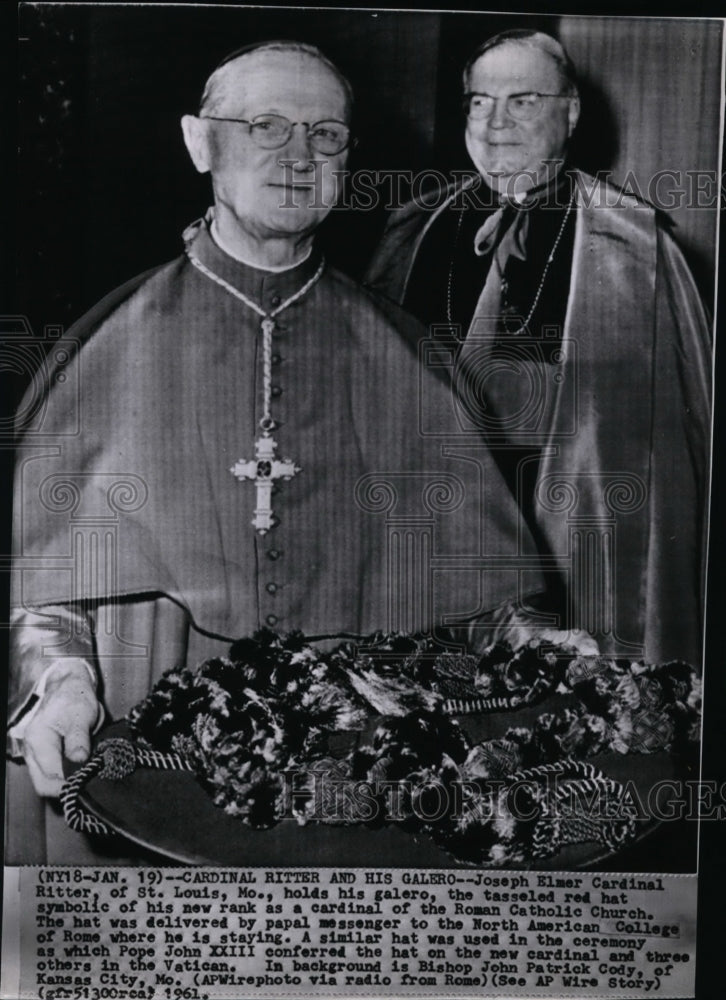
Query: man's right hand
22 659 101 797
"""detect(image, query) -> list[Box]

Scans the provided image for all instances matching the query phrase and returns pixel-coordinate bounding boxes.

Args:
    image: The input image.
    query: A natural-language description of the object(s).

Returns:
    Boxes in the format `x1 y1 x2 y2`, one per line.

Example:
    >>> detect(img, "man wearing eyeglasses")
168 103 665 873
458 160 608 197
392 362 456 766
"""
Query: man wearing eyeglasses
181 43 353 267
368 29 711 669
9 40 543 860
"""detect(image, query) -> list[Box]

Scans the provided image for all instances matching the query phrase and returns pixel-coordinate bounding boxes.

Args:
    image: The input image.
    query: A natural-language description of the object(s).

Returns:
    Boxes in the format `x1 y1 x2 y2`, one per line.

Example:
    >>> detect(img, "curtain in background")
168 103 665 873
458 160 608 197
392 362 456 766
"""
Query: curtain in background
18 10 722 332
560 16 722 300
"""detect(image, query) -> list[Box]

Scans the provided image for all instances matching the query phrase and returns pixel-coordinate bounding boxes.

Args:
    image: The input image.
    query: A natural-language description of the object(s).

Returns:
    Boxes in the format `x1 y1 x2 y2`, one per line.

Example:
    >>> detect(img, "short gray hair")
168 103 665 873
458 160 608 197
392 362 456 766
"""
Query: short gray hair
199 40 354 117
463 29 579 97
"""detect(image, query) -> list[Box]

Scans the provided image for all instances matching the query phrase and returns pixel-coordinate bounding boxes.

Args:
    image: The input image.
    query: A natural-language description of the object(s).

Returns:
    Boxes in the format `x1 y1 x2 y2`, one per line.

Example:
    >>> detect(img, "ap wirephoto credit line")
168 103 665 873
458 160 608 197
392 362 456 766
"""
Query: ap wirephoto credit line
3 5 723 1000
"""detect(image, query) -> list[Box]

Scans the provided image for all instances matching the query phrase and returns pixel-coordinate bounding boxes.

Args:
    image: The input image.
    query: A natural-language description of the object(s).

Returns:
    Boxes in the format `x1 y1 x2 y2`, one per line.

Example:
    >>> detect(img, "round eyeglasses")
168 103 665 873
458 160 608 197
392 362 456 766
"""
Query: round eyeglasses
199 113 352 155
464 92 572 123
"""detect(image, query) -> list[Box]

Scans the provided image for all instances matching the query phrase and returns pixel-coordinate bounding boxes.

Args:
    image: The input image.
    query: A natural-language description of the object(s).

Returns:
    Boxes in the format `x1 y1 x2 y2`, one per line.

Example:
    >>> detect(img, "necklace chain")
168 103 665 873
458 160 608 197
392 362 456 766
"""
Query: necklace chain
446 210 465 330
187 251 325 434
447 192 575 337
188 251 325 321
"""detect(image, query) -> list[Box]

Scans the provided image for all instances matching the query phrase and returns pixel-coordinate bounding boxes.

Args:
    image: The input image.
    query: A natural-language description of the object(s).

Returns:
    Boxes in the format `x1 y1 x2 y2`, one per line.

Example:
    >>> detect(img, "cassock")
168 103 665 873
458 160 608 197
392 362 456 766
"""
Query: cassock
9 213 545 863
366 169 711 668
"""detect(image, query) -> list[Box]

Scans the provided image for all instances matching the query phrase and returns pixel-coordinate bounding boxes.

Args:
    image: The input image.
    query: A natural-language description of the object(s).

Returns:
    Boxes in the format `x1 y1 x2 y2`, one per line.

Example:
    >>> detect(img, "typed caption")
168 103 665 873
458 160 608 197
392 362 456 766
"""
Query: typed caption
2 867 696 999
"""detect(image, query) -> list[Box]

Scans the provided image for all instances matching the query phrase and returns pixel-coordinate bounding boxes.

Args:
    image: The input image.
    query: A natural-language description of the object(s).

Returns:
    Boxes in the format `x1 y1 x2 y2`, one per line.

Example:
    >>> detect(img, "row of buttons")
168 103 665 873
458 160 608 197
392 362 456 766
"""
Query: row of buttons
271 351 283 403
272 351 282 399
263 324 284 630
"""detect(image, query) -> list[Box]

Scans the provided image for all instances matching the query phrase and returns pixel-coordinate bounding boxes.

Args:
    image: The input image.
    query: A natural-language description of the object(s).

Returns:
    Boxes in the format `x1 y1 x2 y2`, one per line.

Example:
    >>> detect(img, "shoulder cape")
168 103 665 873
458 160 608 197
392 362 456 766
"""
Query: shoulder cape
366 171 712 664
13 226 544 643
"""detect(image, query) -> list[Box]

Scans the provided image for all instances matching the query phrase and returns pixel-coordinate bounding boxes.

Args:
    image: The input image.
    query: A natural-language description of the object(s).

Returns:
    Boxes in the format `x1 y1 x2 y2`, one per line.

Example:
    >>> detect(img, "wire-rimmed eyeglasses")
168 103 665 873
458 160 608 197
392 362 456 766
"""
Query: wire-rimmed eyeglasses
464 92 572 123
199 113 353 155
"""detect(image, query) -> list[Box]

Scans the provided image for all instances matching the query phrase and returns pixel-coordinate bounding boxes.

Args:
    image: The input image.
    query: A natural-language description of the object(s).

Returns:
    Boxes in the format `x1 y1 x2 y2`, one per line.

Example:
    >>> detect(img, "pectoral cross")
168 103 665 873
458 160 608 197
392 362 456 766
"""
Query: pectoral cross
189 263 324 536
230 434 301 534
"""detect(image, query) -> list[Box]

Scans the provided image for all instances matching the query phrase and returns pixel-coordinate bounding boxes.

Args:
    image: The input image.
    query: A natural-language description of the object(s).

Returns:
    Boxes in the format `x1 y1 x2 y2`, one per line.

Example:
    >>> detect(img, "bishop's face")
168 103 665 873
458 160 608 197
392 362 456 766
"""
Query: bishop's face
186 50 349 245
464 43 579 196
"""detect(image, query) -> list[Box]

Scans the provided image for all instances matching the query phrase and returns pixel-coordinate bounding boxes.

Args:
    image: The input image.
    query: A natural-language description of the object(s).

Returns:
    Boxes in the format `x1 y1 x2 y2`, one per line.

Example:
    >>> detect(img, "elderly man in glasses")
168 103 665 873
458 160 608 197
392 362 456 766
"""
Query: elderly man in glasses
368 29 711 669
9 40 544 861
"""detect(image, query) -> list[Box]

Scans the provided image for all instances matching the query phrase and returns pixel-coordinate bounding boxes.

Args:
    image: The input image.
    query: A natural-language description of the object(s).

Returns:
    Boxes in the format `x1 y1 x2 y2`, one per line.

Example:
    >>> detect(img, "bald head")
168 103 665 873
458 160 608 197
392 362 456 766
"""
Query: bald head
463 29 579 98
199 40 353 120
463 29 580 194
181 39 351 268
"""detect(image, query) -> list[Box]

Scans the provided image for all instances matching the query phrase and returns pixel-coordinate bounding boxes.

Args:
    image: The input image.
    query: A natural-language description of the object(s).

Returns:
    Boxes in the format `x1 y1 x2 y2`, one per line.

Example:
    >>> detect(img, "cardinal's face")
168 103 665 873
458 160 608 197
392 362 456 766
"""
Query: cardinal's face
186 50 349 243
465 42 579 196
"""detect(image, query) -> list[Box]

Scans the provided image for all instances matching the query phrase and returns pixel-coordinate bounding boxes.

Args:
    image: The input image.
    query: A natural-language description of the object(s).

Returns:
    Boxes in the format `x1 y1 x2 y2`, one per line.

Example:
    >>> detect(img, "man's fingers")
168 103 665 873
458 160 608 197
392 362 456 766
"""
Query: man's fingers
25 755 64 798
63 723 92 764
24 727 64 797
23 682 99 795
24 717 93 797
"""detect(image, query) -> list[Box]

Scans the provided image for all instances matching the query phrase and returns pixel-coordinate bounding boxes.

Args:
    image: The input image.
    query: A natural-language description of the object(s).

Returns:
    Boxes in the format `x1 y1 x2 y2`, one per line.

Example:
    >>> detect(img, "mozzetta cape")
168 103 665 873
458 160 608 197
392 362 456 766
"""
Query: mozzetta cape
366 170 712 667
12 218 546 719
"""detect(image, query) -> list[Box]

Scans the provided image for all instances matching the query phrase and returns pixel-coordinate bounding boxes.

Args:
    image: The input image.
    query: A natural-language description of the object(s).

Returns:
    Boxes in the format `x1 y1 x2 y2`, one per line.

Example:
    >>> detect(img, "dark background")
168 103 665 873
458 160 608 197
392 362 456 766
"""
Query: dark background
15 7 722 339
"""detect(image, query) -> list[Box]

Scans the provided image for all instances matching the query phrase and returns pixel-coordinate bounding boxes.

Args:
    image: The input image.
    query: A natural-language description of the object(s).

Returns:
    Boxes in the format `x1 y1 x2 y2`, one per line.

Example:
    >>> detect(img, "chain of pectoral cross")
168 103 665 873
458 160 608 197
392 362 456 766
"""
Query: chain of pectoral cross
187 251 325 533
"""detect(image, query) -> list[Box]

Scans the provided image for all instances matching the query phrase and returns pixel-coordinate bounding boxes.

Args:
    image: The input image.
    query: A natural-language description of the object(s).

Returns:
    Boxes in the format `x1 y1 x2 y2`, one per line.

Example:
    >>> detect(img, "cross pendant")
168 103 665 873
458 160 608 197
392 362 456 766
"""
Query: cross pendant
230 435 301 534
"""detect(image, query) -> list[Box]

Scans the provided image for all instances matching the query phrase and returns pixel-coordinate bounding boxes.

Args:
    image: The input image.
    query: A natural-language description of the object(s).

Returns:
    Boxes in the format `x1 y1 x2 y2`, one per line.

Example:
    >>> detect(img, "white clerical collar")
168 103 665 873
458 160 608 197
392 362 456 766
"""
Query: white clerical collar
210 219 313 274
